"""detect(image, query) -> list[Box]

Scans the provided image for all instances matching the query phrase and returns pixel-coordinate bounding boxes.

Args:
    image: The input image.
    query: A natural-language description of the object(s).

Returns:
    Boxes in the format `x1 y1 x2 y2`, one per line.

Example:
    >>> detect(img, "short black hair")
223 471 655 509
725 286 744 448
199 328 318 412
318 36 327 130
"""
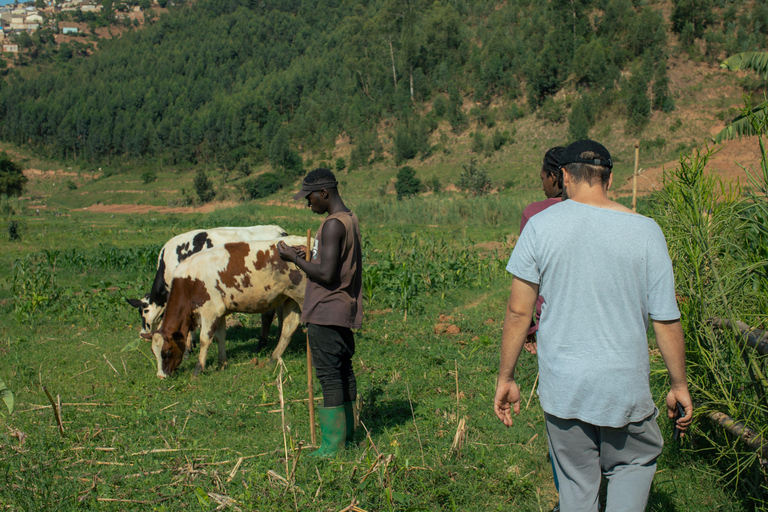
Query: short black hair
563 151 611 186
542 146 565 189
304 168 336 184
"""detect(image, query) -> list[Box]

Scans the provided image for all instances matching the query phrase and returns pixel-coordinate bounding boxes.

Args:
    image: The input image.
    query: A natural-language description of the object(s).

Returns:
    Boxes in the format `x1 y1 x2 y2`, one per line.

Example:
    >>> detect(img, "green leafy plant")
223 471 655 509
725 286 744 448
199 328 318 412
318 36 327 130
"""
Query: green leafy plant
0 378 13 416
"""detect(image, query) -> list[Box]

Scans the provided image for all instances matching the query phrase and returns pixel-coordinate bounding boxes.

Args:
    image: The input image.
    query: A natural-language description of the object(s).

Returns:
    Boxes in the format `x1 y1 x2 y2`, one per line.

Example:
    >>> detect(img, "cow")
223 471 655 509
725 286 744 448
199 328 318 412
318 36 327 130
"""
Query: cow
144 236 312 378
127 225 287 353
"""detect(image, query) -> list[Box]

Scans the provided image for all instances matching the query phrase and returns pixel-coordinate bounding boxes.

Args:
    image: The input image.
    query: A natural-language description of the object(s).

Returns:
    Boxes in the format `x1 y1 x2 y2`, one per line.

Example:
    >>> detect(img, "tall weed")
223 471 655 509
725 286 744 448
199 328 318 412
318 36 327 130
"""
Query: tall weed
11 256 58 322
654 141 768 505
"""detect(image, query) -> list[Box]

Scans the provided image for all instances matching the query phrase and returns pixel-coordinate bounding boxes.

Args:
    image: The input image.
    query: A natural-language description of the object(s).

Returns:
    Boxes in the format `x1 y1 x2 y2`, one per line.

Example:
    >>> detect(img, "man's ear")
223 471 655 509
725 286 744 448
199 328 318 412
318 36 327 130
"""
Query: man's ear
606 172 614 190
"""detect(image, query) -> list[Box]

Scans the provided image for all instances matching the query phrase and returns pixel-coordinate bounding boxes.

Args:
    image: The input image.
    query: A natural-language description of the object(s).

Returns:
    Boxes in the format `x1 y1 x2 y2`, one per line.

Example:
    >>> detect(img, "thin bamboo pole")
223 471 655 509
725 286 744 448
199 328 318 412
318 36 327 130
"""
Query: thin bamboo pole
306 228 316 445
632 142 640 212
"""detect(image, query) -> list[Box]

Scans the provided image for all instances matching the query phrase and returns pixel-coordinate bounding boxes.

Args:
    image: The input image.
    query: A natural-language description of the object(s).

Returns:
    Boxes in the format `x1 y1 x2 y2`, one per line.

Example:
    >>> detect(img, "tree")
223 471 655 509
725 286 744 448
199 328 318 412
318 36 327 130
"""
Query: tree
193 169 215 203
569 100 590 142
395 165 421 199
714 52 768 143
0 153 27 197
458 159 491 196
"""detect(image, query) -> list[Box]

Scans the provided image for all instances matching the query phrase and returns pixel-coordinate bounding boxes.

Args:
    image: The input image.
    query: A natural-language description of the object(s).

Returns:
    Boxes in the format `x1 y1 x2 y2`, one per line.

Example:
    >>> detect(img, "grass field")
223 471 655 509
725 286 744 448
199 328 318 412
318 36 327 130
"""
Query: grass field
0 192 755 512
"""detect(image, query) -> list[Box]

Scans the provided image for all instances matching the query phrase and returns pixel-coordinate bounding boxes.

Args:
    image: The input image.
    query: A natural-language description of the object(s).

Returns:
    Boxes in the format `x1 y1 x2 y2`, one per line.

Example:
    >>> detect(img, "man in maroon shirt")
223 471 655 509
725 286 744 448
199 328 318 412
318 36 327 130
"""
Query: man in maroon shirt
519 146 564 355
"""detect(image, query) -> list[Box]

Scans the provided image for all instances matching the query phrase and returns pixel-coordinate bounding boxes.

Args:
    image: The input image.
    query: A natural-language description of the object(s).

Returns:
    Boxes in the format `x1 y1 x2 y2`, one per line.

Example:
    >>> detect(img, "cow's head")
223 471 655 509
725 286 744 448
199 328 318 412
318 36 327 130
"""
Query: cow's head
126 295 165 335
159 331 187 376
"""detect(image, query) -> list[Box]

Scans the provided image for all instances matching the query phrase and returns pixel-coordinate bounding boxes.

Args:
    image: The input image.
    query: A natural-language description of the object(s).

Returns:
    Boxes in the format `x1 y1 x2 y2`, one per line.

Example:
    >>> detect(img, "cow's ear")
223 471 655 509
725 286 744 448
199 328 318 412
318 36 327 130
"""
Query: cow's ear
126 298 143 308
171 331 185 342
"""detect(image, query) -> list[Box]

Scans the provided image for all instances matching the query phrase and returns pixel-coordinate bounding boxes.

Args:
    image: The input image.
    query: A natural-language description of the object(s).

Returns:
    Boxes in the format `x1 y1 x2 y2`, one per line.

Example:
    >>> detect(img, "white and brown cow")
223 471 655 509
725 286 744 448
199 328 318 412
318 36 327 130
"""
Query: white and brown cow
127 225 287 351
145 236 311 378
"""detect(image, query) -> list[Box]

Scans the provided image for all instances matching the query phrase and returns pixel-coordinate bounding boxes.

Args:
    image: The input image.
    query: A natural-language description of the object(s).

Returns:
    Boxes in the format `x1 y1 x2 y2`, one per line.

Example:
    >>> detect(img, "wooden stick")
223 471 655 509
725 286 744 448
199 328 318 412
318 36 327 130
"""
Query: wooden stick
42 386 65 437
525 372 539 410
306 228 316 445
632 142 640 212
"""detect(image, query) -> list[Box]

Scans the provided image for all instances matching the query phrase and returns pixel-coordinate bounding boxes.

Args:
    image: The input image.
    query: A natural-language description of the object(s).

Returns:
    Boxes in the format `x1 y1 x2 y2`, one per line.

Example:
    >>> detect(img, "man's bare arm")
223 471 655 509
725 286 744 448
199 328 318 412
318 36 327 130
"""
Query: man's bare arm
278 219 344 285
653 319 693 433
494 277 538 427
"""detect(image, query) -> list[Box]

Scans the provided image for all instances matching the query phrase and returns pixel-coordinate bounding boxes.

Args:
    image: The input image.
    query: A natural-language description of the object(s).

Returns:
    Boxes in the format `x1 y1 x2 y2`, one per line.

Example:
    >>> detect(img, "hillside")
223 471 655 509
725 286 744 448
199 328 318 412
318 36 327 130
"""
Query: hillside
2 0 767 211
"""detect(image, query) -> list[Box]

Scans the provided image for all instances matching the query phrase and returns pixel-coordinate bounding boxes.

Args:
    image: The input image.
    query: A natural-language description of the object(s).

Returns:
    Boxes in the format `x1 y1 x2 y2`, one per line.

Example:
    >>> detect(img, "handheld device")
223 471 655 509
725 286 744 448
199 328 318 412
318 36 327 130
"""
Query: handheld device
672 402 685 441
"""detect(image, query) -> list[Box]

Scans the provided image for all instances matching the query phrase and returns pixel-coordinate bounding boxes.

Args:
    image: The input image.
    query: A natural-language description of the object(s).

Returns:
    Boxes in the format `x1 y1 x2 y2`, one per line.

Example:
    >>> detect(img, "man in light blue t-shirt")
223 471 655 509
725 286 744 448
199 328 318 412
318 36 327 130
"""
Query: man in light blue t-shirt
494 140 693 512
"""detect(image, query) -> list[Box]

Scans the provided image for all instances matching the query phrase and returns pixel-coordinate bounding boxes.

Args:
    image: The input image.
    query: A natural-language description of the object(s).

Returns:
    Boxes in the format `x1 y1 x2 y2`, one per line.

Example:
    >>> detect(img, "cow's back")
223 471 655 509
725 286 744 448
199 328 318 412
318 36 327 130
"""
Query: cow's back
159 225 287 291
172 236 309 315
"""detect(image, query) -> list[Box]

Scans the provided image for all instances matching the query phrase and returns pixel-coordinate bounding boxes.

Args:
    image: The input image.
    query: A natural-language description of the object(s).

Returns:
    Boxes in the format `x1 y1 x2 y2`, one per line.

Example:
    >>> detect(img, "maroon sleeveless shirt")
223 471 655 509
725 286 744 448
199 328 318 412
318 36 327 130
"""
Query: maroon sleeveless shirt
301 211 363 329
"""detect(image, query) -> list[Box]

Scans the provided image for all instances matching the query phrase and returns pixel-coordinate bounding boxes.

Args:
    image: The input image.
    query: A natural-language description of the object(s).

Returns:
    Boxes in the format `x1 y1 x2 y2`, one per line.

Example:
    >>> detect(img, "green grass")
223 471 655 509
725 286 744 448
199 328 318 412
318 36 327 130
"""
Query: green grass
0 196 755 511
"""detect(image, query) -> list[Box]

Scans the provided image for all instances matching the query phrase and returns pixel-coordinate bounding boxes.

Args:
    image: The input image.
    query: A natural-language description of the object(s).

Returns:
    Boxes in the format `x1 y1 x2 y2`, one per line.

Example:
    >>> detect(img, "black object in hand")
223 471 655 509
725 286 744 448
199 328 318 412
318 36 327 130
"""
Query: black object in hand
672 402 685 441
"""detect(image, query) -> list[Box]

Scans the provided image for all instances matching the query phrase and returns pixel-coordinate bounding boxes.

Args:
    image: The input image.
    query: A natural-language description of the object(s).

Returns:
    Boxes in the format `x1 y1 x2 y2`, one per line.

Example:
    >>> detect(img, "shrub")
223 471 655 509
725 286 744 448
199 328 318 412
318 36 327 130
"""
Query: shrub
193 169 215 203
395 166 422 200
65 180 77 190
537 98 566 124
241 173 283 200
568 100 590 142
0 152 27 197
335 157 346 172
141 169 157 184
458 159 491 196
471 132 485 154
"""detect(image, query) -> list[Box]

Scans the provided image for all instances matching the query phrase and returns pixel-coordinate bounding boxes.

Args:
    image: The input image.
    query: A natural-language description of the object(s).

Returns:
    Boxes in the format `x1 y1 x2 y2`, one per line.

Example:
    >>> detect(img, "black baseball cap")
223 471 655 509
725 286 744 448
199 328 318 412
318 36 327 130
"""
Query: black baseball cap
559 140 613 169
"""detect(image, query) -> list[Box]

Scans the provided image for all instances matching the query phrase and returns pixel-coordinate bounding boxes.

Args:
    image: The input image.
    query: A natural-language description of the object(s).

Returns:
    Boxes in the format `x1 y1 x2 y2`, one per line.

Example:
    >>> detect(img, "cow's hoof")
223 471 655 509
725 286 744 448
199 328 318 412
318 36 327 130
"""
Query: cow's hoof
193 363 204 375
218 360 228 371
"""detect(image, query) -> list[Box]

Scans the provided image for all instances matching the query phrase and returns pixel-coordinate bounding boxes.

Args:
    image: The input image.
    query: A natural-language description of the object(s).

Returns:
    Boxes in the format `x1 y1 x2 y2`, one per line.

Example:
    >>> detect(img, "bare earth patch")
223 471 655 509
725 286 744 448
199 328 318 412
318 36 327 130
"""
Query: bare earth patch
76 201 239 215
617 138 763 195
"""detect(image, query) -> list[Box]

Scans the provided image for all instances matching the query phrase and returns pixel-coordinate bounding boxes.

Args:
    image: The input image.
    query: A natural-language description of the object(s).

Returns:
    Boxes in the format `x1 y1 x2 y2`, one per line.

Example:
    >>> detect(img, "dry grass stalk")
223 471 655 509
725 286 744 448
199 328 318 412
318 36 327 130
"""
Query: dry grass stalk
42 385 65 437
405 383 426 466
525 371 539 410
103 354 119 375
207 492 242 511
338 498 369 512
277 357 290 478
450 417 467 454
226 457 244 483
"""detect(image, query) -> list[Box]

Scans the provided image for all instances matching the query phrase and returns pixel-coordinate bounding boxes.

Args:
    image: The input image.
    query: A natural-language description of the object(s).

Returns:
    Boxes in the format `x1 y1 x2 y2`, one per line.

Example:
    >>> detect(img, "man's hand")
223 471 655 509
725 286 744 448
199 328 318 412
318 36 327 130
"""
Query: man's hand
494 378 521 427
277 241 305 263
523 333 537 354
666 386 693 437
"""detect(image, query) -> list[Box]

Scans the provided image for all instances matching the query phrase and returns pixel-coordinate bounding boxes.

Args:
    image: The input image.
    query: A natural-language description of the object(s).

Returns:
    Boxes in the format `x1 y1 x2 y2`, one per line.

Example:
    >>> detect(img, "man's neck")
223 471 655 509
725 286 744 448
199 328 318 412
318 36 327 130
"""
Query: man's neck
567 184 636 214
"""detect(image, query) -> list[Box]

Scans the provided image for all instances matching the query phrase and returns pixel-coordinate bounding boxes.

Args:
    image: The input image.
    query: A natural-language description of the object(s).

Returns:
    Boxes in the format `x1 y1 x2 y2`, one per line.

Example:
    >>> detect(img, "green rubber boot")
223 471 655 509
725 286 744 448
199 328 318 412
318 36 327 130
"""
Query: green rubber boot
343 401 357 447
309 406 346 458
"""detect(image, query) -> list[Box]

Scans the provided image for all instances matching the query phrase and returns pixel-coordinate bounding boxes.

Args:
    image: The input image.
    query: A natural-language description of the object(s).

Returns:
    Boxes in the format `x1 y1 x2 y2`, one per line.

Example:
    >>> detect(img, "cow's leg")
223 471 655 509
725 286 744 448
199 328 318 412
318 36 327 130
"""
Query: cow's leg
256 309 276 351
194 317 219 375
151 333 168 379
214 317 228 370
271 300 300 360
183 331 198 361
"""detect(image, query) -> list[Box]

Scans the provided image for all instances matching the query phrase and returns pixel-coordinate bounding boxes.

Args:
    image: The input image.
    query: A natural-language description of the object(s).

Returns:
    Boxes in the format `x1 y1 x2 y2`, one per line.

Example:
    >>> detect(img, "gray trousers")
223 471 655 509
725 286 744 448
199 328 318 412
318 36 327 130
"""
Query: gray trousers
544 410 663 512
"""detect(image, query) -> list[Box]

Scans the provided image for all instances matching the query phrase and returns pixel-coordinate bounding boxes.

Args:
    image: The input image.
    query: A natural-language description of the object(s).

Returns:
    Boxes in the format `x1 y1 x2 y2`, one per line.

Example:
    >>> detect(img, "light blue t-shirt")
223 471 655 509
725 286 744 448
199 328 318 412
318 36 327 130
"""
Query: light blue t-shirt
507 200 680 427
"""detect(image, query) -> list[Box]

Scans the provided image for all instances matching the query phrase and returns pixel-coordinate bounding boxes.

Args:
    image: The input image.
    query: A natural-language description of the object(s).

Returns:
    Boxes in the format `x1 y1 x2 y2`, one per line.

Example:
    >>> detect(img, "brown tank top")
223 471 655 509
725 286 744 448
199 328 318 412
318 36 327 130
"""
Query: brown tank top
301 211 363 328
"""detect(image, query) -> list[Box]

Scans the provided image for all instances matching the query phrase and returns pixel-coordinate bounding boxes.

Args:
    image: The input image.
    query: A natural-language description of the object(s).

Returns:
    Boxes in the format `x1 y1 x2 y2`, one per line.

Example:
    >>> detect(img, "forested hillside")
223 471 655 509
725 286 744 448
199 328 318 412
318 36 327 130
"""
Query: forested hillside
0 0 766 179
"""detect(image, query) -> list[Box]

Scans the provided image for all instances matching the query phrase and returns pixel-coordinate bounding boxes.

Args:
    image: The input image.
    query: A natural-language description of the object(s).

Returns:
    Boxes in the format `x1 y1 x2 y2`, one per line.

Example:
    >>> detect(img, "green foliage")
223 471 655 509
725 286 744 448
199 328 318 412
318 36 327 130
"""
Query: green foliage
491 129 511 151
394 166 421 200
11 256 59 322
671 0 714 38
0 153 27 197
140 168 157 184
471 132 485 154
624 69 651 132
652 60 675 113
0 378 13 416
568 100 590 142
715 54 768 143
241 172 283 200
193 169 215 203
537 98 566 124
65 180 77 191
335 157 346 172
458 159 491 196
654 139 768 504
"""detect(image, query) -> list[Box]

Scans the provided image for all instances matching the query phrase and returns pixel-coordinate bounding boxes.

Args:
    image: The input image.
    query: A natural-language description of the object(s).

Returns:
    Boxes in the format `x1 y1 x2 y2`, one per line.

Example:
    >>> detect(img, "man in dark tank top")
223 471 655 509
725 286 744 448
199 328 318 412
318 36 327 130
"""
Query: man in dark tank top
278 168 363 458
